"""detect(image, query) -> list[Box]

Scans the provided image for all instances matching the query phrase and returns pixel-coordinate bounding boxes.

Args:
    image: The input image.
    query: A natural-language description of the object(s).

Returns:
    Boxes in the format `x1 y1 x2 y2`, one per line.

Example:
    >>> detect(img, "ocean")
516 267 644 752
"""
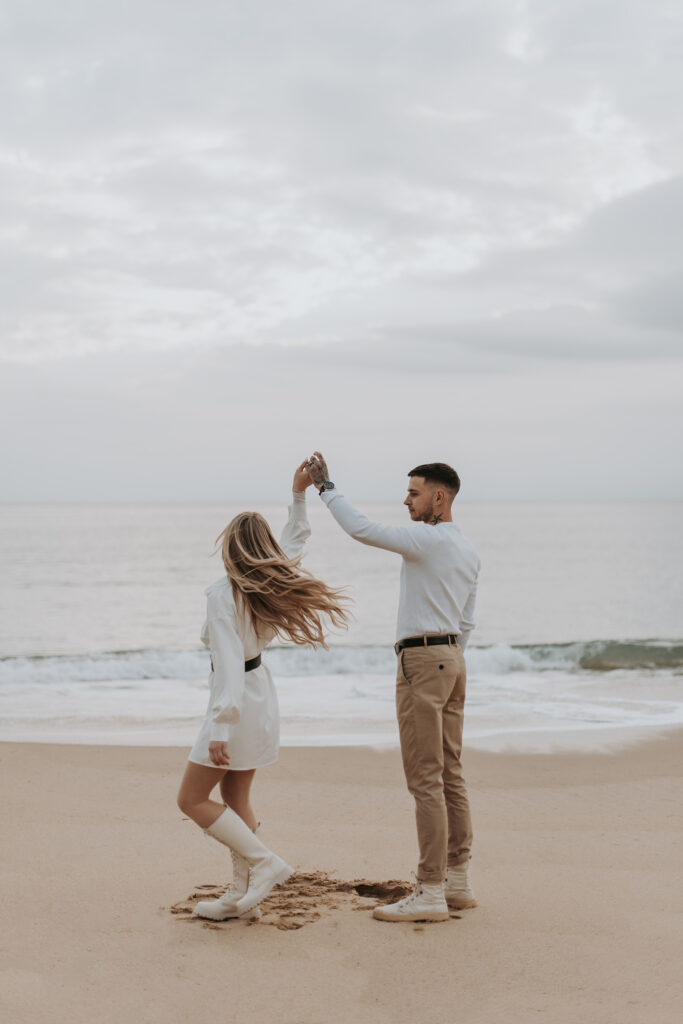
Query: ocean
1 500 681 752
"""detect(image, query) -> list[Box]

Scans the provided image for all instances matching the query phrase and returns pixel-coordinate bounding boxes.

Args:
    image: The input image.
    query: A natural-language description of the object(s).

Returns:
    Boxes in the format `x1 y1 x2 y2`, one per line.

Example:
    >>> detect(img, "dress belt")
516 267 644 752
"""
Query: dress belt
210 653 262 673
394 633 460 655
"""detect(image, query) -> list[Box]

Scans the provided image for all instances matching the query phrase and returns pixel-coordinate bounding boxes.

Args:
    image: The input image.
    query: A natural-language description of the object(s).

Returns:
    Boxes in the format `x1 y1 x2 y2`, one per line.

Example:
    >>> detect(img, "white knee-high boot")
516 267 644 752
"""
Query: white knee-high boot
194 820 265 921
198 806 293 917
194 846 253 921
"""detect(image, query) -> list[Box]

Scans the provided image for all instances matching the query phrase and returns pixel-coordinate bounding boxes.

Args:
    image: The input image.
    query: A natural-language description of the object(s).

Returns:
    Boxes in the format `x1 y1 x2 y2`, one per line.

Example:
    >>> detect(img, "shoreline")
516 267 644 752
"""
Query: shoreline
4 640 682 758
2 733 681 1023
3 724 682 764
1 719 682 754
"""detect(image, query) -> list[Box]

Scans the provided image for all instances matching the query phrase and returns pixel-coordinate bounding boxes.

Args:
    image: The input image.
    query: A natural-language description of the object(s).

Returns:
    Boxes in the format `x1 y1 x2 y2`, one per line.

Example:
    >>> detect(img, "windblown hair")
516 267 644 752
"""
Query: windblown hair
408 462 461 497
216 512 350 647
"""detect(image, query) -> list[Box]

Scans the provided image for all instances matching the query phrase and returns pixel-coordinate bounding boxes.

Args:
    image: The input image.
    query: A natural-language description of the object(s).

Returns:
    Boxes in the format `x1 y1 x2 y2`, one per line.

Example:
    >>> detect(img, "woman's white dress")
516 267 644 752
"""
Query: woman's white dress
188 492 310 770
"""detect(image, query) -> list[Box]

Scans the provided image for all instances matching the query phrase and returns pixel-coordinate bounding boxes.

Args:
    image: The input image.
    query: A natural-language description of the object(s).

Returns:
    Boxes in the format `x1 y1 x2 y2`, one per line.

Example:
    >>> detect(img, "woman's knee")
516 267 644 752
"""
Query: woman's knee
178 761 225 816
177 788 196 816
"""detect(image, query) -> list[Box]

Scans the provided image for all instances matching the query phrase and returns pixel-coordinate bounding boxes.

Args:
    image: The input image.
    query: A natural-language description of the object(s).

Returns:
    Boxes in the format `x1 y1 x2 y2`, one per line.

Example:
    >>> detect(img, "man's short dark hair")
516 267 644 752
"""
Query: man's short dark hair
408 462 461 497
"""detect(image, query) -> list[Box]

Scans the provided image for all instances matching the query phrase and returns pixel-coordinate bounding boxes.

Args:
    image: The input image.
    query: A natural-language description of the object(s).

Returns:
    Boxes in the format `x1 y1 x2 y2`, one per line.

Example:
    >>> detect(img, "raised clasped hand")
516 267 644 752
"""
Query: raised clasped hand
306 452 330 488
293 459 315 493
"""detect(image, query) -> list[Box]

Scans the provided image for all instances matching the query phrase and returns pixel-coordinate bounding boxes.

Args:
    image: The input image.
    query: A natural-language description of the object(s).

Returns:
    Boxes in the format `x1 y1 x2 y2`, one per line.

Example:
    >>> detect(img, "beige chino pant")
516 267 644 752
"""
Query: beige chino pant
396 639 473 882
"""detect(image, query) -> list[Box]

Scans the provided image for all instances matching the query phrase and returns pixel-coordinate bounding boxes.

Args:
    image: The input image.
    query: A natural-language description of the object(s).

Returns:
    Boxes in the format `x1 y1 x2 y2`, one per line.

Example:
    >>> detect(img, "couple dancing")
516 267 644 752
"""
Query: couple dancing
177 453 480 924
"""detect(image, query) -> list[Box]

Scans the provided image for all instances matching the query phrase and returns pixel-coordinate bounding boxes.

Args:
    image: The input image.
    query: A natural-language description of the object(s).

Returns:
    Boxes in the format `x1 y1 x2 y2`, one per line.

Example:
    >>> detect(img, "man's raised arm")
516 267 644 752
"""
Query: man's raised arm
307 452 422 558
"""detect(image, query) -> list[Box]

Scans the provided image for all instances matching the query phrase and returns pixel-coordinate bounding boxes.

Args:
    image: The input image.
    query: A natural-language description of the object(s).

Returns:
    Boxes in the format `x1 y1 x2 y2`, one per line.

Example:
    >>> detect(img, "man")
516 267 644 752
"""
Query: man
307 452 480 923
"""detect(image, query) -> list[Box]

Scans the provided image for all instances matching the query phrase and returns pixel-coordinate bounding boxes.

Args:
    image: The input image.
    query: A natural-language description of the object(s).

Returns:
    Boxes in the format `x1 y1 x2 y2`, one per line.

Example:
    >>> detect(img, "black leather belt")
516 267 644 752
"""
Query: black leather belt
211 653 262 673
394 634 460 655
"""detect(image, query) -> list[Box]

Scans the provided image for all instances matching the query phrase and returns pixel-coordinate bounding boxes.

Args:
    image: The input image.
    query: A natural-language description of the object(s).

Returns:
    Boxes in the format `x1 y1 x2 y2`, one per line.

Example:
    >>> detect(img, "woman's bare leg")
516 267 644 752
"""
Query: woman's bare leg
220 769 258 831
177 762 229 830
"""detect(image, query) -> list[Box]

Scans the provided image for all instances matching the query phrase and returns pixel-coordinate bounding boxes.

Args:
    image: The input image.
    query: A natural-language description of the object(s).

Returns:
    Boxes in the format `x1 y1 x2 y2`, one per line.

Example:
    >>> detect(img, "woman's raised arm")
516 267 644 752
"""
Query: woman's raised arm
279 460 313 560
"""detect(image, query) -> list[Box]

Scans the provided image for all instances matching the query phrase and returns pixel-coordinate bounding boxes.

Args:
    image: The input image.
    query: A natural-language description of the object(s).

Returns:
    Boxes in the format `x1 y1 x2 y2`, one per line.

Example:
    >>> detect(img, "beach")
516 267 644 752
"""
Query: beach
2 733 681 1024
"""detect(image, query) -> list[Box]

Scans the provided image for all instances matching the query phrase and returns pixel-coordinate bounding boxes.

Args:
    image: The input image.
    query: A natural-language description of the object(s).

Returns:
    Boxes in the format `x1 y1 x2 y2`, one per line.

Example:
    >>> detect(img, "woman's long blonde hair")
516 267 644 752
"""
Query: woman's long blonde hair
216 511 349 647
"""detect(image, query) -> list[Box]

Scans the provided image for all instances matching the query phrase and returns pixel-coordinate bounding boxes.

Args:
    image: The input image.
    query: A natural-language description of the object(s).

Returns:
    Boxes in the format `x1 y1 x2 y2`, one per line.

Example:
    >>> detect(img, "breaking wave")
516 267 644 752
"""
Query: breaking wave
1 639 681 690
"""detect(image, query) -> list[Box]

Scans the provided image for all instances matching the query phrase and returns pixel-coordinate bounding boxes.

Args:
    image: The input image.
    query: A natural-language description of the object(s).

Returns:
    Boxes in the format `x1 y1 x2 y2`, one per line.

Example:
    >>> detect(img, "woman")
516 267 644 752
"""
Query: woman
177 460 347 921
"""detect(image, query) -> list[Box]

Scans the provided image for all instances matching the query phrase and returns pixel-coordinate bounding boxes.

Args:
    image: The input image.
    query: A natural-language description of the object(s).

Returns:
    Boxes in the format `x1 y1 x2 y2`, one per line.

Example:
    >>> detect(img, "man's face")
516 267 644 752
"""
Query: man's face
404 476 436 522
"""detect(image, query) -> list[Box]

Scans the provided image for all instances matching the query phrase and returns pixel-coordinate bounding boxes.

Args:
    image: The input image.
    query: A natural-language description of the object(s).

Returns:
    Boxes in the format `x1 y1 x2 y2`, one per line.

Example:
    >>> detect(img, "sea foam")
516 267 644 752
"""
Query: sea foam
1 638 681 692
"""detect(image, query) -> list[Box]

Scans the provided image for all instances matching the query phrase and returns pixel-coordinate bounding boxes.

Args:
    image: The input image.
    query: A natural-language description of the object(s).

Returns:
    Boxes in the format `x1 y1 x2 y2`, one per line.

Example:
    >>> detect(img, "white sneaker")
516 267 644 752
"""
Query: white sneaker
372 882 450 923
444 862 477 909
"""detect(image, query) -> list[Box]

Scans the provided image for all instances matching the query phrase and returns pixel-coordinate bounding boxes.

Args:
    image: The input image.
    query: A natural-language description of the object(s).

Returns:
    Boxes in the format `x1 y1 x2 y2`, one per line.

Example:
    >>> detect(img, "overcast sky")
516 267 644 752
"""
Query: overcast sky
1 0 682 501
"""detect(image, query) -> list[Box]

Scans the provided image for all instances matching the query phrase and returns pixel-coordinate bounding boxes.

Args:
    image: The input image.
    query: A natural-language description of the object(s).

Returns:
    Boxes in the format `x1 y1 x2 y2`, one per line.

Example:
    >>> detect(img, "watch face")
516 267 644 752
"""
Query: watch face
324 481 334 490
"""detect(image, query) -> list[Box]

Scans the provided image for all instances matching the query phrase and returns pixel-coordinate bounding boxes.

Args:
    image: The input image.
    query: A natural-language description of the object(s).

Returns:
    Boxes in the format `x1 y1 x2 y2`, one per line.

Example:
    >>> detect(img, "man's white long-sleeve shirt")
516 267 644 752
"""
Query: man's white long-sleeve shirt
320 489 480 648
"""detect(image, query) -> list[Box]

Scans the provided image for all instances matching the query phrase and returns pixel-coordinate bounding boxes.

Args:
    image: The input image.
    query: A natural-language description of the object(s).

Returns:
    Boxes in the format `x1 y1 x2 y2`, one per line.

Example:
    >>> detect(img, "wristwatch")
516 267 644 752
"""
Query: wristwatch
318 480 335 495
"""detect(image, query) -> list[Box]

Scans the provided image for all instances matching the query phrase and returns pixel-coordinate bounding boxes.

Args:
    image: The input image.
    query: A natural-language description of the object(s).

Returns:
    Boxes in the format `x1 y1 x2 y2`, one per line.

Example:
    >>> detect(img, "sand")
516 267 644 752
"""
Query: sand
1 734 681 1024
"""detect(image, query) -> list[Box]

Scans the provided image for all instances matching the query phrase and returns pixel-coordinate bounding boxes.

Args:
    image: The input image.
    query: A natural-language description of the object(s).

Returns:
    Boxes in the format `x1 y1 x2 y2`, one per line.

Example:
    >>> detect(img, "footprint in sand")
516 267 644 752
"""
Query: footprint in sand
170 871 420 930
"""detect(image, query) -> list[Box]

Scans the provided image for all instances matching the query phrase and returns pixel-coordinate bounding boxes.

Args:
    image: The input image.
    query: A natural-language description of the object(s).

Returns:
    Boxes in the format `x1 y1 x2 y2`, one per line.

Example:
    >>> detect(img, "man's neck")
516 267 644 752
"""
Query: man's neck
424 511 453 525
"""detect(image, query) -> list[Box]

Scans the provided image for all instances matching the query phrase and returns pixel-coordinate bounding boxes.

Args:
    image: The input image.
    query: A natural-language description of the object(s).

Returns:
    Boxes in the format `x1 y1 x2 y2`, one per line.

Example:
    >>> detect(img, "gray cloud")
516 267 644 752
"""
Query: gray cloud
1 0 681 497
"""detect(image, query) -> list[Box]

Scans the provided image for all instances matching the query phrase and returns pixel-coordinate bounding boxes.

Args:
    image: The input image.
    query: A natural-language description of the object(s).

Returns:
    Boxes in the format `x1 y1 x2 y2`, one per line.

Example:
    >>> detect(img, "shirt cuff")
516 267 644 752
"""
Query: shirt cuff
319 487 340 504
